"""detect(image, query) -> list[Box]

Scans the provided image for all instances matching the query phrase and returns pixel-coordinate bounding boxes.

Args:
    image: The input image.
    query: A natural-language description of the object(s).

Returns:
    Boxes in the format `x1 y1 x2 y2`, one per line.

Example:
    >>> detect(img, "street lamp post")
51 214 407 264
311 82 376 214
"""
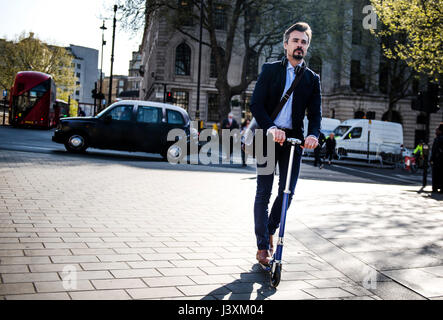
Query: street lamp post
99 20 107 111
108 5 117 106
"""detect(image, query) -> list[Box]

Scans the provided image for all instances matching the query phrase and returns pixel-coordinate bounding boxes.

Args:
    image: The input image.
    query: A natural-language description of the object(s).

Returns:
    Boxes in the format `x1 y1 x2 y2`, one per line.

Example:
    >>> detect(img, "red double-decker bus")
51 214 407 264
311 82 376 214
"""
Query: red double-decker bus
9 71 57 129
55 99 70 119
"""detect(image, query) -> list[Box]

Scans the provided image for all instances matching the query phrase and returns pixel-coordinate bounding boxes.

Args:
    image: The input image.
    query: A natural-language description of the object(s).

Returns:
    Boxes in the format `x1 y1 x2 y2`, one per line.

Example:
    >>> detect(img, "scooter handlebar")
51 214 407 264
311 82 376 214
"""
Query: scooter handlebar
286 138 303 145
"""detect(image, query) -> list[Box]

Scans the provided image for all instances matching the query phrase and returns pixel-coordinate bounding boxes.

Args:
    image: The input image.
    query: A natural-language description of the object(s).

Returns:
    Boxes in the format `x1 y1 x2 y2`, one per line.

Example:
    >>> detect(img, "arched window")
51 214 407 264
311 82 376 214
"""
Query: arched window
175 43 191 76
210 47 225 78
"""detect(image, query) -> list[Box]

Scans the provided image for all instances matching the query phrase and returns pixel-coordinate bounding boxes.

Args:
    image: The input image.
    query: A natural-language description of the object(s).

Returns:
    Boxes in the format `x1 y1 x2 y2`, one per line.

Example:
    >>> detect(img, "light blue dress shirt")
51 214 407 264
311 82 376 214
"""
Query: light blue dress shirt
273 62 303 129
267 61 303 133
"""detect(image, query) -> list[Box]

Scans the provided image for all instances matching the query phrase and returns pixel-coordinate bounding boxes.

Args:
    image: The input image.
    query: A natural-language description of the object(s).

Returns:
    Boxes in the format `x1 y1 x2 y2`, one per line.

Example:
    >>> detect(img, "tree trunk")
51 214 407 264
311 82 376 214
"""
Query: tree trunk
217 83 232 125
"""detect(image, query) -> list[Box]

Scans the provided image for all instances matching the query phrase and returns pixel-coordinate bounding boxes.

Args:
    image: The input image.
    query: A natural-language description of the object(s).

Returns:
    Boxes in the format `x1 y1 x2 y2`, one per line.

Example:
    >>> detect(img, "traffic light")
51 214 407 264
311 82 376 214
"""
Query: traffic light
166 92 173 103
91 89 105 101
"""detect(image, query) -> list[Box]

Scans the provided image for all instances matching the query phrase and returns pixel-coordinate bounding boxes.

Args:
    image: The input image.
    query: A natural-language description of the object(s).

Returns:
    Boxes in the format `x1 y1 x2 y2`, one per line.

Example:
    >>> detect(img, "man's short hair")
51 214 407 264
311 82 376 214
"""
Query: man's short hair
284 22 312 44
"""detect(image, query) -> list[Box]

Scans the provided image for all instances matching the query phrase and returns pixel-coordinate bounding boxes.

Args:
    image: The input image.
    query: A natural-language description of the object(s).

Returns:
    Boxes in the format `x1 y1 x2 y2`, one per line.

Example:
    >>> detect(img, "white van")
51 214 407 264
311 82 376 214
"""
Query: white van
302 117 341 155
303 116 341 137
333 119 403 162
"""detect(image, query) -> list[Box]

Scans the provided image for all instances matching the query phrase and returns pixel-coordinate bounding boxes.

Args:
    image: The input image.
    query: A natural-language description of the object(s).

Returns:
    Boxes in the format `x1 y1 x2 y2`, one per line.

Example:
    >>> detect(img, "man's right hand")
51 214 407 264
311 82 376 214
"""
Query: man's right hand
268 128 286 146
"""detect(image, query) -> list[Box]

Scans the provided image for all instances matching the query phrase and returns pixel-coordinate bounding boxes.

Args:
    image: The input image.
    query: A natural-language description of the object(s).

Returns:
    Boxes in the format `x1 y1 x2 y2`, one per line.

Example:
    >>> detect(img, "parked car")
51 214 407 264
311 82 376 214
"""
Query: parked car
52 100 196 160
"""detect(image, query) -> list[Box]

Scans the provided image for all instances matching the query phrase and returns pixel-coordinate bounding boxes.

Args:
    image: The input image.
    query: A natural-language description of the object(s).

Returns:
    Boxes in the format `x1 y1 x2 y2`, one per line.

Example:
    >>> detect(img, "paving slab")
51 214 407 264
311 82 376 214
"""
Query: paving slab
1 148 440 300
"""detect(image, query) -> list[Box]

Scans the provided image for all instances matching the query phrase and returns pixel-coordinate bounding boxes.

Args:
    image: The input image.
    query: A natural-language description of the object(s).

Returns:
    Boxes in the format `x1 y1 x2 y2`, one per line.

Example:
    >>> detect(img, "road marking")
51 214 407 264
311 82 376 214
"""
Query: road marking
2 144 55 151
335 165 420 184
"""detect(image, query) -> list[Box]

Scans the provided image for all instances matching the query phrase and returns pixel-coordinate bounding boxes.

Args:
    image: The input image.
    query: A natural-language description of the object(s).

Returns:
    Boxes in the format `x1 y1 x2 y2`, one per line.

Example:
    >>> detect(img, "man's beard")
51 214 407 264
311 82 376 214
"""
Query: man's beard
292 49 304 60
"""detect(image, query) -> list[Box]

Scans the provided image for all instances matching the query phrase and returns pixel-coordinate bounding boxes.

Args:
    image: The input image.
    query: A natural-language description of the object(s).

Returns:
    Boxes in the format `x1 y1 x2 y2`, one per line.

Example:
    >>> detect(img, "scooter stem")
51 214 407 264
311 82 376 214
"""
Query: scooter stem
284 138 301 194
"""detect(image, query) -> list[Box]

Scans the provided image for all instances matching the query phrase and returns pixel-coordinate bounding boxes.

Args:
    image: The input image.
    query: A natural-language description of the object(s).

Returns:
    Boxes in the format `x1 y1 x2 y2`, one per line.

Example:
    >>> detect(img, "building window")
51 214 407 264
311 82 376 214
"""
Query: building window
178 0 193 26
352 19 362 45
214 4 227 31
76 72 81 78
75 90 80 96
416 113 427 124
379 60 388 94
246 49 258 80
175 43 191 76
245 7 261 34
77 64 81 69
173 91 189 111
76 81 80 86
119 80 124 87
210 47 225 78
207 93 220 122
350 60 365 90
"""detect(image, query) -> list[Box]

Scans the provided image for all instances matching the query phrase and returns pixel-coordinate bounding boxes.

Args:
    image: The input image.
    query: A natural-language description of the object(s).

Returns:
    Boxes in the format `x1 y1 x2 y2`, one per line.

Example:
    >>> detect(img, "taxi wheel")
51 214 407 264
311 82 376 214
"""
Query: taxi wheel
65 133 88 153
160 143 186 162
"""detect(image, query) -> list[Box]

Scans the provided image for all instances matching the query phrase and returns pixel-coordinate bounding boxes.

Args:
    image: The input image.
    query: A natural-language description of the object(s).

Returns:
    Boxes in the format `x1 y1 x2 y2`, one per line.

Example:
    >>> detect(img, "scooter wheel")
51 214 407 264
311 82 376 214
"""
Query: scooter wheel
270 264 281 288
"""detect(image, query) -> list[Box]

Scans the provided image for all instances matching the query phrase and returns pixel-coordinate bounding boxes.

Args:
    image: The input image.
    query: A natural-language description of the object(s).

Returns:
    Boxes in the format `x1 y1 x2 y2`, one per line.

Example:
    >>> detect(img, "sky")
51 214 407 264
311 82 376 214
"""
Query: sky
0 0 142 76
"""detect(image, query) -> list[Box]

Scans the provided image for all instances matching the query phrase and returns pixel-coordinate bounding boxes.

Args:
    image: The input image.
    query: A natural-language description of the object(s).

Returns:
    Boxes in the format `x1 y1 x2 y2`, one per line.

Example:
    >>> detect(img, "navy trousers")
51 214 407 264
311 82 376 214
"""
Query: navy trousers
254 140 302 250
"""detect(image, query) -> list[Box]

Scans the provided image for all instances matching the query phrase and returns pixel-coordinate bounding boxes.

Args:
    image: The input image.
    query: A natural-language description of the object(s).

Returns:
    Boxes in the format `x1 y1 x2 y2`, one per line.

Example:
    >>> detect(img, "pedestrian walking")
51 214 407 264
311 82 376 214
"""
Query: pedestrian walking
314 131 326 168
78 107 86 117
325 133 336 165
250 22 321 266
221 112 239 158
414 141 425 169
241 118 251 167
431 124 443 193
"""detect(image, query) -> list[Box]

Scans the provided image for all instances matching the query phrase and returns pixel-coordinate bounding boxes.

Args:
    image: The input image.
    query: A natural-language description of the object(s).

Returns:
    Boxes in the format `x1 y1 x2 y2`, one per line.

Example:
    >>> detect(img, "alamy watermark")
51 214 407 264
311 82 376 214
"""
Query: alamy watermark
62 265 78 290
166 121 280 175
362 266 378 290
362 5 377 30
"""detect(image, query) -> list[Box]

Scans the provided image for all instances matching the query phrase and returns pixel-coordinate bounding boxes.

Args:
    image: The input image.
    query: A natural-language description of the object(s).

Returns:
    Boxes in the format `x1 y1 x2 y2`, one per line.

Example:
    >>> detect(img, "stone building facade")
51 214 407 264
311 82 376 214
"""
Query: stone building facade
139 0 441 148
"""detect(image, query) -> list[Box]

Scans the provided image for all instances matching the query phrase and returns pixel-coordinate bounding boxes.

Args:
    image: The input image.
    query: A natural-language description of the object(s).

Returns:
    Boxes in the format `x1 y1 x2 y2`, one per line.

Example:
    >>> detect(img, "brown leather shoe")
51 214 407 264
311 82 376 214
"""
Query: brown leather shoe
256 249 271 266
269 235 274 255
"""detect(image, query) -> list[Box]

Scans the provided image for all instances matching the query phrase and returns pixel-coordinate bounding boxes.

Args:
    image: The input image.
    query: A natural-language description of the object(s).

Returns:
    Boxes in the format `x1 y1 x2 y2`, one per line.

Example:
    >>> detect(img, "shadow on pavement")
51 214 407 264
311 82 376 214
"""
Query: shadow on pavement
407 188 443 201
202 265 276 300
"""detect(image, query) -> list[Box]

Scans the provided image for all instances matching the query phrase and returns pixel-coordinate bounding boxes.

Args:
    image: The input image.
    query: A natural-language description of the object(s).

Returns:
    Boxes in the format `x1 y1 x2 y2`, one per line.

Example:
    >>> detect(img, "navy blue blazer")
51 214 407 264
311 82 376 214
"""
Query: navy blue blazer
250 58 322 140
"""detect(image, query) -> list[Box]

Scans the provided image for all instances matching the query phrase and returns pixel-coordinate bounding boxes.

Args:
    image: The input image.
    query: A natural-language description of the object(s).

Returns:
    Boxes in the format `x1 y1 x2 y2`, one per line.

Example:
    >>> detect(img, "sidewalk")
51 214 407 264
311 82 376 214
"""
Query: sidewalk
0 149 441 300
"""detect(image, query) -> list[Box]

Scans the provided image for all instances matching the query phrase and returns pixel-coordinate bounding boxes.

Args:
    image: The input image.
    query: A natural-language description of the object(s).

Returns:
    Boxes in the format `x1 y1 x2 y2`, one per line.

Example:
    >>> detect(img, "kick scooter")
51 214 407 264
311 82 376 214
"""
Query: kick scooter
262 137 303 288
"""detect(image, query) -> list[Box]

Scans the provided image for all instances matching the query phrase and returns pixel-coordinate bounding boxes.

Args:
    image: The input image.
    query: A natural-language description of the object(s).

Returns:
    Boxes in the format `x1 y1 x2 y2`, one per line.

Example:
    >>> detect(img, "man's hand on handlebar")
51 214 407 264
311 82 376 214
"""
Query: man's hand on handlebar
303 135 319 149
269 128 286 146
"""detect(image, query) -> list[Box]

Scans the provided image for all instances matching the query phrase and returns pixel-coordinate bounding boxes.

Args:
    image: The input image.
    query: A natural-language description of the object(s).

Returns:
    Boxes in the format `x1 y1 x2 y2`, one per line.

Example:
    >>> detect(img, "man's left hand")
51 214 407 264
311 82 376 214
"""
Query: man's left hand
303 136 319 149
